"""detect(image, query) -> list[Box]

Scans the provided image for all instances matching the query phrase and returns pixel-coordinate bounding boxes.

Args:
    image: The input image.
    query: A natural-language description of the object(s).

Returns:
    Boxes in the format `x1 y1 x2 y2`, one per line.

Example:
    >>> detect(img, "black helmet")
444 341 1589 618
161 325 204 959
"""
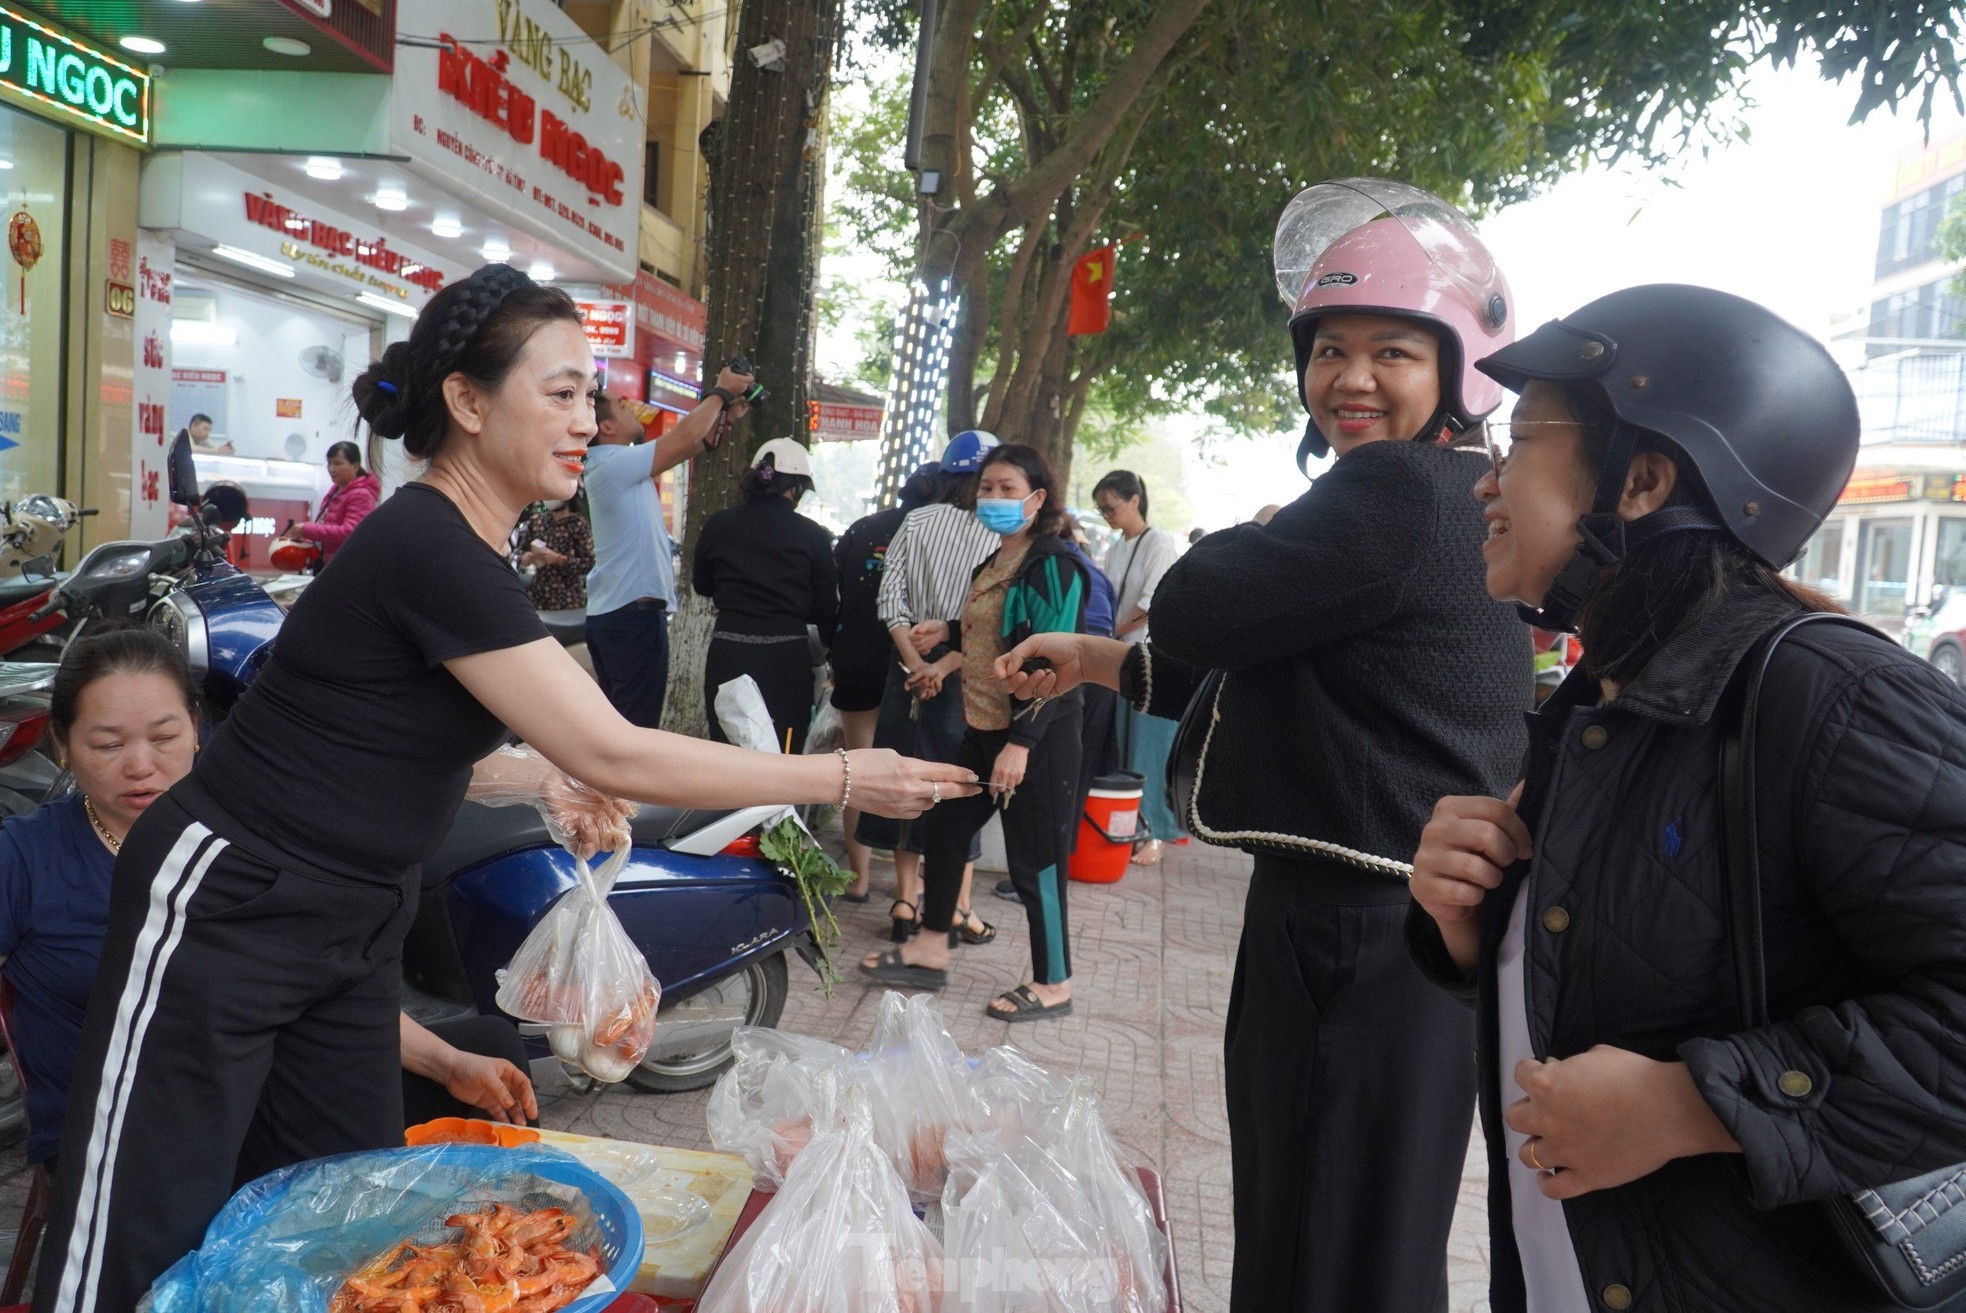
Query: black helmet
1477 284 1859 630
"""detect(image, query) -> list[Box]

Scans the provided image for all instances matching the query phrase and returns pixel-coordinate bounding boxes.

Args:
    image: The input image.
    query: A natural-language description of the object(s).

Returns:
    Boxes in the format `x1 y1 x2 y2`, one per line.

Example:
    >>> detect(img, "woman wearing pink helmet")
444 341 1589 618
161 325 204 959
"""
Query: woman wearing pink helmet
995 179 1530 1311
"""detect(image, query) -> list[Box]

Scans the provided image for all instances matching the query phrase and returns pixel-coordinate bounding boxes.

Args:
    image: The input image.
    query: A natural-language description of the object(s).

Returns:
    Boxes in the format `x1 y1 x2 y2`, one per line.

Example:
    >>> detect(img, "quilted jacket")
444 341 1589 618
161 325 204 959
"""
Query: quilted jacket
1408 587 1966 1312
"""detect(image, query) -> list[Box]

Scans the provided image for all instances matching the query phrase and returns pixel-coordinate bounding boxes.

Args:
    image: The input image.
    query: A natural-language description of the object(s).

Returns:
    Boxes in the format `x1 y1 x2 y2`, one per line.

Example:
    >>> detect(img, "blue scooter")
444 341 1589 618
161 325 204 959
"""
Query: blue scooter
29 434 819 1091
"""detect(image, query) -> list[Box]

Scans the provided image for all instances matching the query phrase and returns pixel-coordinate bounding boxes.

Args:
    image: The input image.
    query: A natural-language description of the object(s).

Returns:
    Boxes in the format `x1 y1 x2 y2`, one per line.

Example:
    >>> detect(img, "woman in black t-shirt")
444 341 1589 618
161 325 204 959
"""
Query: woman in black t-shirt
33 265 978 1313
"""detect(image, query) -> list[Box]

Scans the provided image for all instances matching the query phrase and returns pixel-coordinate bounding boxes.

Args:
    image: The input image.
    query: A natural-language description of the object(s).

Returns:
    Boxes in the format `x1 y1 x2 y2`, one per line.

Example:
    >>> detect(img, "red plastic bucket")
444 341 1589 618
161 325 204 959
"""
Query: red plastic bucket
1070 772 1144 884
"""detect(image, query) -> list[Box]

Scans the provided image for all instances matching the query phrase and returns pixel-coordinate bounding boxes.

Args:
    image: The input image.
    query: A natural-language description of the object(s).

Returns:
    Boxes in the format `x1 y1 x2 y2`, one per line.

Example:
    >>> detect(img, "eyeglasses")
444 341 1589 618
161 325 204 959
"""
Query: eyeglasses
1479 420 1588 482
1094 502 1122 520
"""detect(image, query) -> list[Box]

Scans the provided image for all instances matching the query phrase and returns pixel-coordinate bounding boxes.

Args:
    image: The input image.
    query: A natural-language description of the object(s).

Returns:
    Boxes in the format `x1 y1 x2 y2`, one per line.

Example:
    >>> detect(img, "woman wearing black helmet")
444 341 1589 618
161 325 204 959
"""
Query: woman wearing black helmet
1411 283 1966 1311
996 180 1530 1312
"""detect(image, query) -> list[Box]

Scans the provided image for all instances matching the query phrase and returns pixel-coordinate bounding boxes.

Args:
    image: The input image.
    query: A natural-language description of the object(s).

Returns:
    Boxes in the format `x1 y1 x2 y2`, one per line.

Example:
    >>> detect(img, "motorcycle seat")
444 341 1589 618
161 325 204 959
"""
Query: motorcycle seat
0 575 55 609
421 798 743 888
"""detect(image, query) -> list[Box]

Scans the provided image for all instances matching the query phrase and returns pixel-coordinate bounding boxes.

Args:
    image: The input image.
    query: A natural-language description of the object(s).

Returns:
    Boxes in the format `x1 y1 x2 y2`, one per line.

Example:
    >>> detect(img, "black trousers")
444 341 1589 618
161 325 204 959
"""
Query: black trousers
1072 685 1120 851
585 599 670 729
704 632 816 753
921 716 1080 985
856 656 978 860
1225 854 1476 1313
35 794 413 1313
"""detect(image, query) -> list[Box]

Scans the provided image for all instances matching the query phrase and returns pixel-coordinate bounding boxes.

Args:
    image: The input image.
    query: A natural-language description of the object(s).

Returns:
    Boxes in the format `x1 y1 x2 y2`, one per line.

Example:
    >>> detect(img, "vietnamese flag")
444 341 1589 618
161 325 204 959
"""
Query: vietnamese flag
1069 245 1117 336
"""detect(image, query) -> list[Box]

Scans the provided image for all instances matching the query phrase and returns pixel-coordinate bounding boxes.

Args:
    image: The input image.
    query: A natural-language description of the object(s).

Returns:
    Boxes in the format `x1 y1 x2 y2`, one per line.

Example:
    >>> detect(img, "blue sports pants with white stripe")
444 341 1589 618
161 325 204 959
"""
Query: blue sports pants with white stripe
920 715 1081 985
34 793 411 1313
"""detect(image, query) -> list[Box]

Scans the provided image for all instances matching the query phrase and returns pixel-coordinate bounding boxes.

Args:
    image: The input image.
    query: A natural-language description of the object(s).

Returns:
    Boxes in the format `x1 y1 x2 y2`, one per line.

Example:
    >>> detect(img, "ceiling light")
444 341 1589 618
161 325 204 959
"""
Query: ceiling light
673 352 688 373
481 239 510 263
303 157 343 181
119 35 166 55
171 321 237 346
0 161 13 171
528 261 554 282
356 292 419 320
262 36 311 57
373 187 408 212
430 215 462 239
211 244 295 278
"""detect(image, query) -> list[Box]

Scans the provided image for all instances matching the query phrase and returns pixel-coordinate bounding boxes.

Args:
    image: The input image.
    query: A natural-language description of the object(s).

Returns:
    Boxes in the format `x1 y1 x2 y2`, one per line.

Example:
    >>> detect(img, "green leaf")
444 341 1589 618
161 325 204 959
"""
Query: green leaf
759 816 855 994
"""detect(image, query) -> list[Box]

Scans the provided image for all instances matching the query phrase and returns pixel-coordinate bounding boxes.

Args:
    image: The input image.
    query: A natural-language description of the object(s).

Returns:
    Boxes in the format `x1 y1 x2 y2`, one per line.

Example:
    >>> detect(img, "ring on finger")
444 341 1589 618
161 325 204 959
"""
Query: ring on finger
1526 1138 1549 1172
930 781 942 805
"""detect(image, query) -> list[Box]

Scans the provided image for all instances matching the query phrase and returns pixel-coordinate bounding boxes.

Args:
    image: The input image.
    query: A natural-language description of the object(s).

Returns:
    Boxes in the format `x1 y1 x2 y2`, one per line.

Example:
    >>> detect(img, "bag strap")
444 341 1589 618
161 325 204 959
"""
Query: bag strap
1718 612 1886 1031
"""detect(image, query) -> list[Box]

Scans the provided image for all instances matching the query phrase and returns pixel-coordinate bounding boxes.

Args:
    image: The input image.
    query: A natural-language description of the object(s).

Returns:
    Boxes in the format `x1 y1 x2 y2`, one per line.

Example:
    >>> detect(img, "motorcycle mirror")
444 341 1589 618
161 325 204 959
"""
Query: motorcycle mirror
167 432 201 508
200 483 249 530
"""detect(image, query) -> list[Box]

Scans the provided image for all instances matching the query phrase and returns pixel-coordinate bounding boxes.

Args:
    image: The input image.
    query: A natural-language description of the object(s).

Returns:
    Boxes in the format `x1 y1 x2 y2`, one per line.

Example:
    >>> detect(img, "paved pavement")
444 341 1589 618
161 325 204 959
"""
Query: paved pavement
0 833 1494 1310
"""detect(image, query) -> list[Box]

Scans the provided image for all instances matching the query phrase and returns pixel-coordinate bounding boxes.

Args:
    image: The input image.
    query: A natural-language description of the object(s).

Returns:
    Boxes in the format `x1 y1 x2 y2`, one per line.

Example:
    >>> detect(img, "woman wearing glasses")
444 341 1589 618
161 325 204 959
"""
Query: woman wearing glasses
993 180 1531 1312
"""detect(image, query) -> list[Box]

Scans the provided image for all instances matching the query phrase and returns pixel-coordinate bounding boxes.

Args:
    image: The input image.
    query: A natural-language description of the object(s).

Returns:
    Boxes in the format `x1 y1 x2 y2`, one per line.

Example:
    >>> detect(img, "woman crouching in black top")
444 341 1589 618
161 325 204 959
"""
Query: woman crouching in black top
34 264 977 1313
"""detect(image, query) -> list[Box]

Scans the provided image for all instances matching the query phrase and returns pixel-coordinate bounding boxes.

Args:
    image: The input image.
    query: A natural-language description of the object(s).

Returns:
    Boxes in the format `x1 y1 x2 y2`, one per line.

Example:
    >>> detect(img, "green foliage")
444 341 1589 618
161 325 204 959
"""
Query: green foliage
759 815 854 991
836 0 1966 448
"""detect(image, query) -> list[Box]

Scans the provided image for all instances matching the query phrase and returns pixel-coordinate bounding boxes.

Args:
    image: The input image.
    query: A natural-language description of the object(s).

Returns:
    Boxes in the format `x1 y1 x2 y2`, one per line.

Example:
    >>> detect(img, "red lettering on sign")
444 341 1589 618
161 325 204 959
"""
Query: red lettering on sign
437 34 537 145
539 110 624 205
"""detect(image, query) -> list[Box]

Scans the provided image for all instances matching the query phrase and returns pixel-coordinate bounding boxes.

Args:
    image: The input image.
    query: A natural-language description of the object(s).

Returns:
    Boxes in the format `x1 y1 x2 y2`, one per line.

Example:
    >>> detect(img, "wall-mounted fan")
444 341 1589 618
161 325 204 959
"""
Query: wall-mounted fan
300 345 344 383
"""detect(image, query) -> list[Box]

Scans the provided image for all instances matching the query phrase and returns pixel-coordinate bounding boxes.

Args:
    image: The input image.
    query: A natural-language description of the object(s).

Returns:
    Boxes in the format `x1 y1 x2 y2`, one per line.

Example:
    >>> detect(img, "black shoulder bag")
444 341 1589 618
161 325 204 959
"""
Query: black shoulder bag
1720 612 1966 1311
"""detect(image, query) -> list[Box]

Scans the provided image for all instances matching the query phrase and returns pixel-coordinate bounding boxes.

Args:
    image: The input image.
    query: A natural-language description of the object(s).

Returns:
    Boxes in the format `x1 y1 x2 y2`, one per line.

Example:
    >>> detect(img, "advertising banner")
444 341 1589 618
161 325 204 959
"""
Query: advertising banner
130 231 173 537
391 0 643 281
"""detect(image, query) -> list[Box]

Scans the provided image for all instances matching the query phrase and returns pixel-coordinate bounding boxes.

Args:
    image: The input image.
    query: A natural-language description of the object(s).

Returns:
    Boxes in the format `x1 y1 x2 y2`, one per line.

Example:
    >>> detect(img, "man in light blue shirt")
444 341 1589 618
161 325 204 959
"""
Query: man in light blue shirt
584 365 752 726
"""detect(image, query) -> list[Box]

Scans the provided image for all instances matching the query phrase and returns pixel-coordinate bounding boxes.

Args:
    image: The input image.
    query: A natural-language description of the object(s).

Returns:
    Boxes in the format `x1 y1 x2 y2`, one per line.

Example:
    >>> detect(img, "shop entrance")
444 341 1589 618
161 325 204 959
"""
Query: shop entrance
169 264 382 569
0 103 71 503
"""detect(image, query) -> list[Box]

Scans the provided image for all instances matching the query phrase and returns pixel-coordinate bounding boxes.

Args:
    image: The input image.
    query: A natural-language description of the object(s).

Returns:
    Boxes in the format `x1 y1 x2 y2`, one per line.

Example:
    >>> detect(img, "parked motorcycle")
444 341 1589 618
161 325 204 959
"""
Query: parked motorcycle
26 434 819 1091
0 495 93 661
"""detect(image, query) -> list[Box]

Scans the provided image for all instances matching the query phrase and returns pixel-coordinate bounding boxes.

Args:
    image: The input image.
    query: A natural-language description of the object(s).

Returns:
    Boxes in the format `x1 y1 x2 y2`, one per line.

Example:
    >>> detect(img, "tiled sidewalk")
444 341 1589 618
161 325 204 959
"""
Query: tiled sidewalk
0 838 1493 1310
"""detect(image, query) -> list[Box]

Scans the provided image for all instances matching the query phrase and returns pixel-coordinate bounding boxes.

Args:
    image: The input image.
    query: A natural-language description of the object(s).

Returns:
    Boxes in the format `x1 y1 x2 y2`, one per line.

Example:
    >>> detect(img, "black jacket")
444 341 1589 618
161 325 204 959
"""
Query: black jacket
1407 588 1966 1312
692 497 839 644
1133 439 1528 868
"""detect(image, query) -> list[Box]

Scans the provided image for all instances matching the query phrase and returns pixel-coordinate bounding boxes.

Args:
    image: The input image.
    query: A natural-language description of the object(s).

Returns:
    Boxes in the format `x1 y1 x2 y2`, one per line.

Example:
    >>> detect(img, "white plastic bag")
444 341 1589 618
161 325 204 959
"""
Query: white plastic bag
494 844 661 1083
942 1127 1111 1313
1041 1083 1168 1313
707 1029 875 1190
697 1087 944 1313
805 699 844 756
868 991 980 1200
714 675 781 753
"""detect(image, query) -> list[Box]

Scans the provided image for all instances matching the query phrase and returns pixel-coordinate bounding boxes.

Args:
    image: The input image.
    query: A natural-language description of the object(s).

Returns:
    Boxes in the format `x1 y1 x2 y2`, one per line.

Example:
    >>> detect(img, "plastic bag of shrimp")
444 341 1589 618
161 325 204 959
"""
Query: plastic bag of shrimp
142 1143 642 1313
696 1085 945 1313
493 841 662 1083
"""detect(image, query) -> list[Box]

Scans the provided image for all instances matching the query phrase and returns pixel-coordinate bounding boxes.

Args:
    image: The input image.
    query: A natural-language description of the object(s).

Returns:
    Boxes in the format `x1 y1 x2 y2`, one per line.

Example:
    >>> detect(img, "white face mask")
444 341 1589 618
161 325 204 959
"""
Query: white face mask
541 499 569 512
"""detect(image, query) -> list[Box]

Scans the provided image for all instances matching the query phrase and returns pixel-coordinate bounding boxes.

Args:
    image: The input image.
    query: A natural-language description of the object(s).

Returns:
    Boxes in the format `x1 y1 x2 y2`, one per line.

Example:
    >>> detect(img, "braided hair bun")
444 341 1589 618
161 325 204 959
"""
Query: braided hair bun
351 341 412 439
350 263 581 464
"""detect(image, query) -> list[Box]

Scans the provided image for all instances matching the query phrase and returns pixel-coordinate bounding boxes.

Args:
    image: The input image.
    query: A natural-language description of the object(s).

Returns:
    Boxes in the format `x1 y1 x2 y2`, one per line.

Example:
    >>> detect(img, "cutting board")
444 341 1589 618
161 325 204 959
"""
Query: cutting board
535 1130 755 1300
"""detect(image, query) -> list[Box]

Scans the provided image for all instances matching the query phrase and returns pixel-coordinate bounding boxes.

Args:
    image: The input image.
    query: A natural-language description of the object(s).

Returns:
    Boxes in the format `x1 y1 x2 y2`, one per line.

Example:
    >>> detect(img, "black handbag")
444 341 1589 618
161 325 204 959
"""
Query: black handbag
1719 612 1966 1311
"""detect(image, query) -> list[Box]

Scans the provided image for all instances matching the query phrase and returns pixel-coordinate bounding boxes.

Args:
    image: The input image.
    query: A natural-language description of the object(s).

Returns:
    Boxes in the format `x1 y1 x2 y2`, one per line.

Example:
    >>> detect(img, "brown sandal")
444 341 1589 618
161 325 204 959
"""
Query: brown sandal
950 907 997 946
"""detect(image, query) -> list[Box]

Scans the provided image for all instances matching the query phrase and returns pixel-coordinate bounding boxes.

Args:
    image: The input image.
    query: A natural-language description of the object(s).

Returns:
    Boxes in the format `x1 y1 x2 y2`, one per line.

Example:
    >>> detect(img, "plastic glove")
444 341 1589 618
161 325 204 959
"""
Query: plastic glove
467 744 637 859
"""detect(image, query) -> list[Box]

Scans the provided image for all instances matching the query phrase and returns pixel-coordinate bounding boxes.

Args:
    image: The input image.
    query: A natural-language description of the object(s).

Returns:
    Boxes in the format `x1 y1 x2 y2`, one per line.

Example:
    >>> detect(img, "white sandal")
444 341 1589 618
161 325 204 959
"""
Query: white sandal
1130 839 1164 867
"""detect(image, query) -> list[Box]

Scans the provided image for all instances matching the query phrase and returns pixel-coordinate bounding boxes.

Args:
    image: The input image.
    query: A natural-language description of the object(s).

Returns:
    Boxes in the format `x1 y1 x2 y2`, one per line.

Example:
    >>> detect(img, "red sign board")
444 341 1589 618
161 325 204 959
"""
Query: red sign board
605 271 707 353
1840 472 1916 505
574 298 632 359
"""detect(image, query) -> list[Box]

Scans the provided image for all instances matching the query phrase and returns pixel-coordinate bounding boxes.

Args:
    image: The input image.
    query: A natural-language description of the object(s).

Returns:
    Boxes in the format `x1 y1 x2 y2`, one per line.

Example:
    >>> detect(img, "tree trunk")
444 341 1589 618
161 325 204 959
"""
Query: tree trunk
665 0 841 738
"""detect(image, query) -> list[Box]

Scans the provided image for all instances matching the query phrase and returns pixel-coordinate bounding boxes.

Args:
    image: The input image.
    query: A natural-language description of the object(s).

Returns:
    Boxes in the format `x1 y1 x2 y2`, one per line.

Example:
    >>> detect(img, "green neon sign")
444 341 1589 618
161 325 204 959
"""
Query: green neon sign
0 5 150 146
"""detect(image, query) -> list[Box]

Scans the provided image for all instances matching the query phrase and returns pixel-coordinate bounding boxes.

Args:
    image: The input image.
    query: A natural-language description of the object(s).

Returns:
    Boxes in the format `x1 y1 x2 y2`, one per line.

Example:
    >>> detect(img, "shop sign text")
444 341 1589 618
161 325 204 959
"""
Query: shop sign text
573 298 631 357
104 280 133 318
243 192 445 292
0 5 149 146
494 0 592 113
436 34 623 204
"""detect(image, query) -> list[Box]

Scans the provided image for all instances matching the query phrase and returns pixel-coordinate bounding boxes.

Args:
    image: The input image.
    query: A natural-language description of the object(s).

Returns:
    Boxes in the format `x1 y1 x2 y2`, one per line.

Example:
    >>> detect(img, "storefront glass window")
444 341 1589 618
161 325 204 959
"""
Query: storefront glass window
1794 521 1848 598
0 103 67 502
1936 518 1966 595
1857 517 1915 616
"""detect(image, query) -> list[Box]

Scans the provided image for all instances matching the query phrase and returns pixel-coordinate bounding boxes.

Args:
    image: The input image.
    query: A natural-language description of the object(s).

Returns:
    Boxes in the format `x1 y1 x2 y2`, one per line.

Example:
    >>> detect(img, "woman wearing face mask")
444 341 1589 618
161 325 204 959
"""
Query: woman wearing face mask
291 441 381 567
1409 285 1966 1312
34 265 974 1313
861 443 1089 1022
517 488 594 613
993 180 1529 1310
693 438 840 753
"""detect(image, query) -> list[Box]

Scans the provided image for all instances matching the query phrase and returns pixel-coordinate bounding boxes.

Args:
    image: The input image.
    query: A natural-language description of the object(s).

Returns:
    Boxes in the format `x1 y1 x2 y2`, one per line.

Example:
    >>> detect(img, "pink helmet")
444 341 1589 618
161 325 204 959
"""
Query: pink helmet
1274 178 1514 459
